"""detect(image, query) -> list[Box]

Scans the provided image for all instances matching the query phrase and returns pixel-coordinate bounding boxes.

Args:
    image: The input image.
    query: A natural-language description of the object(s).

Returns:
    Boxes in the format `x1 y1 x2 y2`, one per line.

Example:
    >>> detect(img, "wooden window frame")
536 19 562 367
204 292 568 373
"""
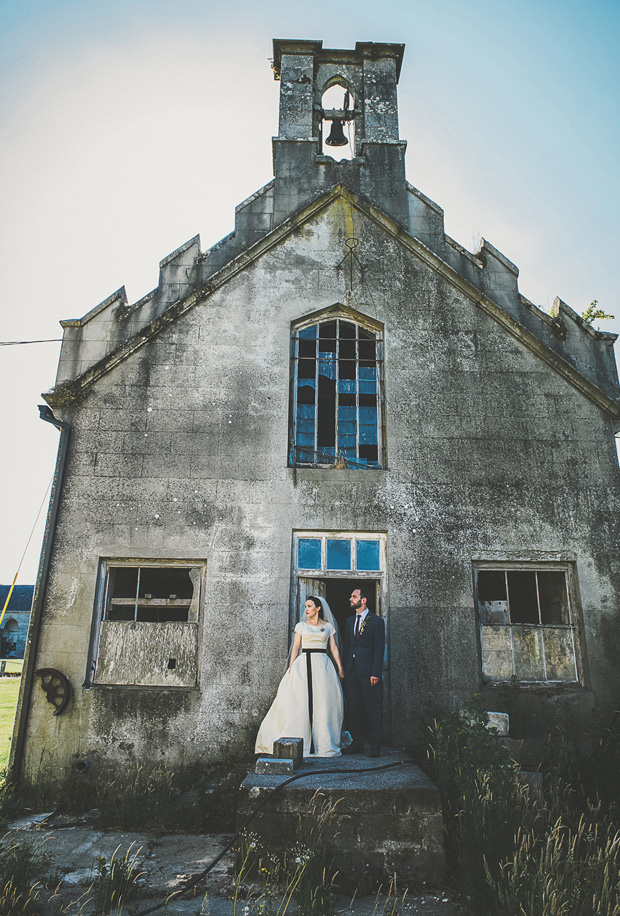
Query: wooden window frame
473 561 583 686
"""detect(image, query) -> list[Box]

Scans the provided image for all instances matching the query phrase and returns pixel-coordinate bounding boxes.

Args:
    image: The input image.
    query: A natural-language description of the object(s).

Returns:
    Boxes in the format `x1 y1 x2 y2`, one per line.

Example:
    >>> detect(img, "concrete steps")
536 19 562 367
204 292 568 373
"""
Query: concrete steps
237 747 447 889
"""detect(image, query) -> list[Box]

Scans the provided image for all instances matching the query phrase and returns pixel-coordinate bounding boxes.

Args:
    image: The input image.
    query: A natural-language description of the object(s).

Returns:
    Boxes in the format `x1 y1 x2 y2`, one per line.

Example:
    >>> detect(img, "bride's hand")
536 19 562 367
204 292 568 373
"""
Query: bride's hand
338 667 344 680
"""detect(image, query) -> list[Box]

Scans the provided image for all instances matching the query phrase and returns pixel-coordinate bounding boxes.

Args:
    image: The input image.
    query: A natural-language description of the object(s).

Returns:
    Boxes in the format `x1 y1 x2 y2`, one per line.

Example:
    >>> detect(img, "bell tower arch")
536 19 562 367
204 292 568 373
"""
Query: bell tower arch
271 40 408 227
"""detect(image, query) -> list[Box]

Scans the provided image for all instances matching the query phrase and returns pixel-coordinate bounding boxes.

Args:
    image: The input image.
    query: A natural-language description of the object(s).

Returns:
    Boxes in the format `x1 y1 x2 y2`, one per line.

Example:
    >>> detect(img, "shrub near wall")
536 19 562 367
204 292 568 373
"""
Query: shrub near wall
424 696 620 916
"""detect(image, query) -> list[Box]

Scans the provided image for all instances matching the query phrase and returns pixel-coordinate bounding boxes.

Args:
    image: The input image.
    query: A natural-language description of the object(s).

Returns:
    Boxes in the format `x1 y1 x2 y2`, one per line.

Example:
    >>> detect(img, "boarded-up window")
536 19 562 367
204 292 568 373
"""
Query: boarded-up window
92 562 203 687
476 566 579 684
290 316 384 468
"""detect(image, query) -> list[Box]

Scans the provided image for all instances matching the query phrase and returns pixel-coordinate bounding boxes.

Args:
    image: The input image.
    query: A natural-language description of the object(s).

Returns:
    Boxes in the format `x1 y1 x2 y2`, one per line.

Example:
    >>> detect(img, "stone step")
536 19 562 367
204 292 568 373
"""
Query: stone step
501 737 544 769
237 747 447 890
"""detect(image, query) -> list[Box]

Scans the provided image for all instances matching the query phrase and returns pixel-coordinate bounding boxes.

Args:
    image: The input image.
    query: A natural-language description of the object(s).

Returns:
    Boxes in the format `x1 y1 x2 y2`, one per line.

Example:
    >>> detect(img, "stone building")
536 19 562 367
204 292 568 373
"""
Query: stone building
11 40 620 788
0 585 33 658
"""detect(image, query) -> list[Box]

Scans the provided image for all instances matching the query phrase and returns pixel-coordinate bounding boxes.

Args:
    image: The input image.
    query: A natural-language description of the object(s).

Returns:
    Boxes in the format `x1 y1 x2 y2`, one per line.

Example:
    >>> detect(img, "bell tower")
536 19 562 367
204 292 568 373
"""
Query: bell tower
271 40 408 227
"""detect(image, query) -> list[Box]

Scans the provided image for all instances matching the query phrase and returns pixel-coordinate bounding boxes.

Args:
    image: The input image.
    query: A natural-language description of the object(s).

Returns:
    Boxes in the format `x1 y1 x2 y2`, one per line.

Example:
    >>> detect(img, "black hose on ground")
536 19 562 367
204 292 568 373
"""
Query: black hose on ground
135 759 414 916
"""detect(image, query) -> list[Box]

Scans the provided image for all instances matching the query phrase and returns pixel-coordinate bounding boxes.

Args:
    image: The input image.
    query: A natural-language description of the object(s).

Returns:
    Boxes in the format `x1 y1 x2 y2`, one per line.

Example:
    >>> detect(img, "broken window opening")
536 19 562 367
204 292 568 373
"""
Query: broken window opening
321 83 355 160
291 316 383 469
104 565 200 623
91 560 204 688
476 565 578 684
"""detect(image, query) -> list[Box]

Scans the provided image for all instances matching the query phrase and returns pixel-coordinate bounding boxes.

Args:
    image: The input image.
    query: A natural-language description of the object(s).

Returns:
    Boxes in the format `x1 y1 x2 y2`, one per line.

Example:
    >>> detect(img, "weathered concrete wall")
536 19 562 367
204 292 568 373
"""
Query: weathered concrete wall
21 197 620 786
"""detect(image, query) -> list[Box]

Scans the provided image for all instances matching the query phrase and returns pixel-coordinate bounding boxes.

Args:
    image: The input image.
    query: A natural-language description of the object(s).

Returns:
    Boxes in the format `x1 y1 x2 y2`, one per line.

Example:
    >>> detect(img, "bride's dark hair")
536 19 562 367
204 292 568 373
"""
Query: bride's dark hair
306 595 322 608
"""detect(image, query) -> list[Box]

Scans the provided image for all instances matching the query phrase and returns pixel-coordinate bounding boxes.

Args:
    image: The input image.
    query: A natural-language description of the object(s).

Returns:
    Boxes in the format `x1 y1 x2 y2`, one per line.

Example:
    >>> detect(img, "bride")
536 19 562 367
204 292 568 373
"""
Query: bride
255 596 346 758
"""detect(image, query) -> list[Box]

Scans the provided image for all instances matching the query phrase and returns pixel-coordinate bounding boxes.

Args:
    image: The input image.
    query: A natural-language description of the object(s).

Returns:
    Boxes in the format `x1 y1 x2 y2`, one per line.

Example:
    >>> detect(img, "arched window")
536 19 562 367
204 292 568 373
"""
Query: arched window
290 314 384 469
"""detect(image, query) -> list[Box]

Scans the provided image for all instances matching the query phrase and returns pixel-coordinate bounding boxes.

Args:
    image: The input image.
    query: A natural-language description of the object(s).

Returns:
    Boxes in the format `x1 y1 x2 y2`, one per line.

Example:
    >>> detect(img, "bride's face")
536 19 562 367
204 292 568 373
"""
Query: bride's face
304 600 320 623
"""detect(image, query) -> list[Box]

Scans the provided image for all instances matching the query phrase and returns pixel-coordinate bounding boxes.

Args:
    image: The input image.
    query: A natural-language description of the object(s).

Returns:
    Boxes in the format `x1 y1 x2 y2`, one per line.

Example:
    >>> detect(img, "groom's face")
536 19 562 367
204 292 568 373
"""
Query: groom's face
350 589 365 612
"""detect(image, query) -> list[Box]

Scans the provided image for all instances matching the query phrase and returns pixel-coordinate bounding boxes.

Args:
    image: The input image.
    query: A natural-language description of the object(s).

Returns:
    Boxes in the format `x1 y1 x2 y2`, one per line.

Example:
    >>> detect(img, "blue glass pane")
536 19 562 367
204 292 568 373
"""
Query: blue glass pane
297 418 314 435
298 538 322 569
337 407 356 420
327 539 351 570
359 406 377 425
318 357 337 379
359 381 377 395
299 326 317 339
359 425 378 445
359 366 377 381
338 380 356 394
339 448 356 460
297 432 314 447
296 404 315 419
321 446 336 458
298 378 316 390
338 419 356 436
356 540 380 571
338 434 356 448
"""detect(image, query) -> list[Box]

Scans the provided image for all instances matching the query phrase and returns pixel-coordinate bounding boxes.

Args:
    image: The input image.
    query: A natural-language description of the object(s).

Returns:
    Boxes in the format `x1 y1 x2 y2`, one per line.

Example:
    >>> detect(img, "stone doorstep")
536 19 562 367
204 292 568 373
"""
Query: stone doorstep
501 737 544 769
237 748 447 887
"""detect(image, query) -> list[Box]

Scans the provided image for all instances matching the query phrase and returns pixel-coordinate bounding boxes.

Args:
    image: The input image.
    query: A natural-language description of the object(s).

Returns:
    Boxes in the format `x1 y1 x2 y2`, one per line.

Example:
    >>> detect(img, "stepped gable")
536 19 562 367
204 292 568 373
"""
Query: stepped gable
49 38 618 414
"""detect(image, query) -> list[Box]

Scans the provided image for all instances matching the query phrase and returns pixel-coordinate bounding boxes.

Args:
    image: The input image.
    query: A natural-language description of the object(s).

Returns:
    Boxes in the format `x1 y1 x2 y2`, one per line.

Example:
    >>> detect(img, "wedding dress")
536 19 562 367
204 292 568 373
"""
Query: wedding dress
255 620 345 758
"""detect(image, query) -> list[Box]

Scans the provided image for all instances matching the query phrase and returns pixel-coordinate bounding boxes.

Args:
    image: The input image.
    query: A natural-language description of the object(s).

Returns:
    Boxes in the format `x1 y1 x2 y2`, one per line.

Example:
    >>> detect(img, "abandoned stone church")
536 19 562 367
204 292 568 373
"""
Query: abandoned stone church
12 40 620 787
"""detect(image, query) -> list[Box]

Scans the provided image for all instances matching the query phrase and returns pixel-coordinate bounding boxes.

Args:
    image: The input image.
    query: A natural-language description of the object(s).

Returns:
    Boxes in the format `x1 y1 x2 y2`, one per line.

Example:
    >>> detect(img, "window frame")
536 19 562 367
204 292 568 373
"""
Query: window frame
86 558 206 688
293 531 387 579
473 560 583 687
289 307 385 470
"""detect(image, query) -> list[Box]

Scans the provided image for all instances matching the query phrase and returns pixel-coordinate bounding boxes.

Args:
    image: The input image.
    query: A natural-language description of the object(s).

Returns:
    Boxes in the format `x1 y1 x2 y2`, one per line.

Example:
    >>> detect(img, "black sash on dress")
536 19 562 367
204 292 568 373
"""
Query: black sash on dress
302 648 327 754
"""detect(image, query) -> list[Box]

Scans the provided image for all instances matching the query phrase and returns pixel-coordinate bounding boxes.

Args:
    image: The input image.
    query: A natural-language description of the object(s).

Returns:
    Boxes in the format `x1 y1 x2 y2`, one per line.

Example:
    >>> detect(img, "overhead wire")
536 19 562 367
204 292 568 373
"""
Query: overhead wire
0 475 54 628
0 339 62 346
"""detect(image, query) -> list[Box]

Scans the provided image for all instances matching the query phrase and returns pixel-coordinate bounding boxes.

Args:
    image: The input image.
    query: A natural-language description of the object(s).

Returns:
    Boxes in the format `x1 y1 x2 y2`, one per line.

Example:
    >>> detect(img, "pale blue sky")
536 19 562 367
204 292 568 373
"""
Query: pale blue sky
1 0 619 580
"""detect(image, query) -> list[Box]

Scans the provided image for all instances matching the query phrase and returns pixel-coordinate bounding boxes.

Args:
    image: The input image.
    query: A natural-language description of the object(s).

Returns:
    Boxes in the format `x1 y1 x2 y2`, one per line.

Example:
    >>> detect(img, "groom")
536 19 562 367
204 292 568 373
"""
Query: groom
343 586 385 757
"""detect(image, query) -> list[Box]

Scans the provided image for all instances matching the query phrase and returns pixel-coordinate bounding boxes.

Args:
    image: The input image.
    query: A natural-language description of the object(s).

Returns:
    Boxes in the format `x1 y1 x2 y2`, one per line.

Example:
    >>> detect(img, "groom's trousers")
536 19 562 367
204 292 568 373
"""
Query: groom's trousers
344 669 382 748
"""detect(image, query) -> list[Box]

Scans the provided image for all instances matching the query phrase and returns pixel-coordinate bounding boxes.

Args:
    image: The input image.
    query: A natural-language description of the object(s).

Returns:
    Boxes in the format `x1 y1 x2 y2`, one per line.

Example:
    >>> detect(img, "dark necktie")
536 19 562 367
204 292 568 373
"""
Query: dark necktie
355 615 361 637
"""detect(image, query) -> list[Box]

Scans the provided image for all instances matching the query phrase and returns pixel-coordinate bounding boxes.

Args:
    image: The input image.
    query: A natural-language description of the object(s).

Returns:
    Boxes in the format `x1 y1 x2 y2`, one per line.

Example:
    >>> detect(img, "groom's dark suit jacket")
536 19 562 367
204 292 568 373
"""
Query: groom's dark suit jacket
343 611 385 680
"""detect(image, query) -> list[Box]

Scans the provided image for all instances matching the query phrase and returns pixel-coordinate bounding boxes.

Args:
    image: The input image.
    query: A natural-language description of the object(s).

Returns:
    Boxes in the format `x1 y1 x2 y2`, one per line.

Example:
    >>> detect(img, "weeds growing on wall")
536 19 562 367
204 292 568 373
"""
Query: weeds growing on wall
423 695 620 915
96 761 247 832
96 764 178 831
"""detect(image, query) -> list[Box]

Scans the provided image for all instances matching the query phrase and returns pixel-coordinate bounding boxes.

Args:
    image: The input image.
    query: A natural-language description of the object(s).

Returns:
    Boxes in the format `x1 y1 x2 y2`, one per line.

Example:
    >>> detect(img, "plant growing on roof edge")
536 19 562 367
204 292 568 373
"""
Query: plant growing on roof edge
581 299 615 326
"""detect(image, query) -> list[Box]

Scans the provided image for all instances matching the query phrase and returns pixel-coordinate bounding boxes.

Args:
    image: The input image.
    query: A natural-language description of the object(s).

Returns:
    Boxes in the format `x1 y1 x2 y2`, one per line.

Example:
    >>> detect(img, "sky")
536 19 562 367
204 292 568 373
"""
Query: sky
1 0 619 583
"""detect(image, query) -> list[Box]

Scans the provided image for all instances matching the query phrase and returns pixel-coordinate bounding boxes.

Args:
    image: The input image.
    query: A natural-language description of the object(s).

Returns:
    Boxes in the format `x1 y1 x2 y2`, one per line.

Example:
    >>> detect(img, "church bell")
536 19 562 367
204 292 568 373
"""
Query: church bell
325 118 348 147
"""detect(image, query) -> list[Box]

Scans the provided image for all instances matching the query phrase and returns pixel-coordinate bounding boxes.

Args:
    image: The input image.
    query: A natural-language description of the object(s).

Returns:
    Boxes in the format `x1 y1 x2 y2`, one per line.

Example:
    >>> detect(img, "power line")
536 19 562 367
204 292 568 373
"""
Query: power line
0 339 62 346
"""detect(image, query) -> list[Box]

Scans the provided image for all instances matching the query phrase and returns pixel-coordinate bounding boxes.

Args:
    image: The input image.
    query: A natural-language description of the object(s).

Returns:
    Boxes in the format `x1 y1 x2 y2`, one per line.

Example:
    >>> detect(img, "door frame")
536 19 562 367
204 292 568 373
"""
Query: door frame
290 531 390 742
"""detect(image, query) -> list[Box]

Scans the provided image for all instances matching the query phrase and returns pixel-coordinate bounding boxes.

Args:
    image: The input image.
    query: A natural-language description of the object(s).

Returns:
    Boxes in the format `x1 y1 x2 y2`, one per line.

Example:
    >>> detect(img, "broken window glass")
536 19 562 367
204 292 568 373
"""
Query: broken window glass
507 571 539 624
106 567 139 621
476 566 578 684
291 317 383 468
538 571 569 625
477 570 509 625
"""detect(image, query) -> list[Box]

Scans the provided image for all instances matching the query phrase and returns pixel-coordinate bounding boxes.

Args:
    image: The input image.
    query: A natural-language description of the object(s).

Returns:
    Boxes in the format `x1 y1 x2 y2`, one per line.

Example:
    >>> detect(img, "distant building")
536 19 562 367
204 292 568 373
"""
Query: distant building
0 585 33 658
11 40 620 790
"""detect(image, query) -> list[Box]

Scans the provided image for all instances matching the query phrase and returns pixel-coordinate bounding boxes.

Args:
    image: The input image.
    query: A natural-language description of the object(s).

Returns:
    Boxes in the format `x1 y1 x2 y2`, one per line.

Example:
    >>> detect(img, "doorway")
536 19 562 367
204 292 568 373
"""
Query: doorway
297 577 380 650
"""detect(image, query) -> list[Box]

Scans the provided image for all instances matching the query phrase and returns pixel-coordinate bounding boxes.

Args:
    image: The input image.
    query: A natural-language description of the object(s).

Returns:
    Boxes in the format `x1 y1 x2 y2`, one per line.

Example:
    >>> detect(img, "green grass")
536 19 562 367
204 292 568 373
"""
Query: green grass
0 676 20 771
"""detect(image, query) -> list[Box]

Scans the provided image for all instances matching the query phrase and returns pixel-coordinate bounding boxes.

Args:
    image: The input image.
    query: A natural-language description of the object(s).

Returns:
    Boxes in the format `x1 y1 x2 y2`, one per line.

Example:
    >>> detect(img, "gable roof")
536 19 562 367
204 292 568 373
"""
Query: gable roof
0 585 34 613
45 185 620 420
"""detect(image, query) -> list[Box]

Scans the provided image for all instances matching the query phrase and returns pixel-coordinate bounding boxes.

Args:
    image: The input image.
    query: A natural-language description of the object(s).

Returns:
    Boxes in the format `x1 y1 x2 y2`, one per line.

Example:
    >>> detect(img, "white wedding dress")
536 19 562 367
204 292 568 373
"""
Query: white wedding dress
255 621 345 758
